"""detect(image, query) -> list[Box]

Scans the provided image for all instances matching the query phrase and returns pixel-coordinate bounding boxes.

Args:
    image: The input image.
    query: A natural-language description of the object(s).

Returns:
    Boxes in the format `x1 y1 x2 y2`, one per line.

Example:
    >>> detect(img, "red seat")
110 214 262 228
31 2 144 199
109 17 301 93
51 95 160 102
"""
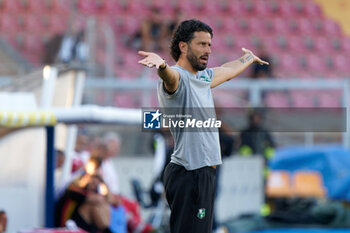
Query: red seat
286 35 305 53
296 17 314 35
278 54 300 72
278 0 297 17
323 19 342 36
269 17 290 34
303 1 323 18
247 18 270 36
341 37 350 53
264 91 290 107
305 53 329 78
0 0 24 14
23 14 45 33
290 91 315 107
313 36 333 54
77 0 97 14
48 15 67 34
0 14 18 34
316 91 341 107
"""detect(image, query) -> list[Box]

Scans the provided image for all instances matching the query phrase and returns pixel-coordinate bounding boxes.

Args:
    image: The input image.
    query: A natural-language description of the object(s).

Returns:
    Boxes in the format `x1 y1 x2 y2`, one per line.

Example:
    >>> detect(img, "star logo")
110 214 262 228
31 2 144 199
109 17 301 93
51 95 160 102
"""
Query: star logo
151 109 162 122
143 110 162 129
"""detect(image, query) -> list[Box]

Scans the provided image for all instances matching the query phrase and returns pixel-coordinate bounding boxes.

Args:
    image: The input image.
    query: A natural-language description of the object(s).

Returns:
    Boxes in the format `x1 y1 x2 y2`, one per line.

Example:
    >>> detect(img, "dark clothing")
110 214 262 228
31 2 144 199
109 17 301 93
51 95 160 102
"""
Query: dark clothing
251 56 272 78
71 210 99 233
163 162 217 233
240 126 275 156
55 189 86 227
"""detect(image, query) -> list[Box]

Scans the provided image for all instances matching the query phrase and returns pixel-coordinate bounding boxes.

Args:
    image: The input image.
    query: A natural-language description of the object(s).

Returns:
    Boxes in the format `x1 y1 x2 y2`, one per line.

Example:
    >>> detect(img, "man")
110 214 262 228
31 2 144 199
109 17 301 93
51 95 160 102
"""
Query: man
138 19 268 233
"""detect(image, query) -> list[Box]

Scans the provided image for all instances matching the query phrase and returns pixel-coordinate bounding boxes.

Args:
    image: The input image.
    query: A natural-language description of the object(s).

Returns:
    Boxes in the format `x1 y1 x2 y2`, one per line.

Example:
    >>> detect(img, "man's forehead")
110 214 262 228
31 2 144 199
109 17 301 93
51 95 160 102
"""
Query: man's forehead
193 31 212 39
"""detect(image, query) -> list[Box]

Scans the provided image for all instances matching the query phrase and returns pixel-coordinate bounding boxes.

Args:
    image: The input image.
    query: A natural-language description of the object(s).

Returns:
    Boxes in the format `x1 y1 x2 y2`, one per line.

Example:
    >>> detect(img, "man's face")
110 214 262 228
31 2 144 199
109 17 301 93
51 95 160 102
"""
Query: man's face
186 31 212 71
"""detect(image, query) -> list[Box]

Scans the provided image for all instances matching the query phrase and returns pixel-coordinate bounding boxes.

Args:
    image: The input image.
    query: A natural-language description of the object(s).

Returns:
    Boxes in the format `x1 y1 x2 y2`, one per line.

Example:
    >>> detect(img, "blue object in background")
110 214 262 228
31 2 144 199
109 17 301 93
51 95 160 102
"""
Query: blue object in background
110 205 127 233
269 145 350 201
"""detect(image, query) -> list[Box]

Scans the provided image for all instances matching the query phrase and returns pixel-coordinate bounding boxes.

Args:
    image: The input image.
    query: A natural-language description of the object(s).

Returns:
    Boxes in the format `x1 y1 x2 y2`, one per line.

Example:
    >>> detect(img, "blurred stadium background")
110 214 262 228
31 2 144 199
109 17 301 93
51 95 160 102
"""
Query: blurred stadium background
1 0 350 232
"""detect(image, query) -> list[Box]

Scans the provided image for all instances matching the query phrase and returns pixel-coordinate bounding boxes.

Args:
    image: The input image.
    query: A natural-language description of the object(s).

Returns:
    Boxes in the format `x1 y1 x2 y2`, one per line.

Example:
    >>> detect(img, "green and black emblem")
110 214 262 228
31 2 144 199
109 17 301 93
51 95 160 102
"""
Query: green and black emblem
197 208 206 219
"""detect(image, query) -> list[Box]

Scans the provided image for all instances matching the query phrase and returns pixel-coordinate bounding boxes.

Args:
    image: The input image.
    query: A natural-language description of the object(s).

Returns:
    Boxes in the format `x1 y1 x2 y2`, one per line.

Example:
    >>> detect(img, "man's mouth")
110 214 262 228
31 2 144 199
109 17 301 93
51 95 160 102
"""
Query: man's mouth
200 56 208 63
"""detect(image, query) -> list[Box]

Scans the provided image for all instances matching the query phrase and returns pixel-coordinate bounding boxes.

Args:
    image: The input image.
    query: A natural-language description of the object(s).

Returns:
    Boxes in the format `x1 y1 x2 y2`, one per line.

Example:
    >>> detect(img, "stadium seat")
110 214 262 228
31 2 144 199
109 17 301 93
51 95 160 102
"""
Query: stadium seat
292 171 326 198
277 53 301 74
264 91 290 107
303 1 323 18
114 92 140 108
48 15 67 34
295 17 314 35
312 36 333 54
0 14 19 34
333 54 348 73
323 19 342 36
0 0 24 14
266 170 293 198
23 14 45 34
286 35 306 53
290 90 315 107
76 0 97 14
278 0 297 17
341 36 350 53
304 53 328 75
317 91 341 107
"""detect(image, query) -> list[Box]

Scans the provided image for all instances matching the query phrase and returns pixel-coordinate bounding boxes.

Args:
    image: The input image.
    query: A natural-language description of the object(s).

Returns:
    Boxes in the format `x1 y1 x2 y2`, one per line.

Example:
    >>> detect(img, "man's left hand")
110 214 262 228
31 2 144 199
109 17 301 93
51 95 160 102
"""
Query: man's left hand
242 48 269 65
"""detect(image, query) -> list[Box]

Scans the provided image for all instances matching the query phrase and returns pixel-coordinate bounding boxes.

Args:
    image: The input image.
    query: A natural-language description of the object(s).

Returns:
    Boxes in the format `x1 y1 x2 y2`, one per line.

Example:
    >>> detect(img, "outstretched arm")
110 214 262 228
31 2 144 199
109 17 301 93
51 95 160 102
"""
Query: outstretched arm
211 48 269 88
138 51 179 93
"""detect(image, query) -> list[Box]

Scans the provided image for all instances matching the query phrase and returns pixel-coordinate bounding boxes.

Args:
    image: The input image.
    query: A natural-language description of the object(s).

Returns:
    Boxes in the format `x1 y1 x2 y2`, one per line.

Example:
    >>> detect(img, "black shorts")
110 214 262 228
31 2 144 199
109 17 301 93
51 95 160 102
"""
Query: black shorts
163 162 217 233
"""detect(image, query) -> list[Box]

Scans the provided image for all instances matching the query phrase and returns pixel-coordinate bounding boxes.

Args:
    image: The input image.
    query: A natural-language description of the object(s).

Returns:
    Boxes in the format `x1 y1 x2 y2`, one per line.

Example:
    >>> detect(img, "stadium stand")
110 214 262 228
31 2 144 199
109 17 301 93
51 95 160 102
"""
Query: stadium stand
0 0 349 108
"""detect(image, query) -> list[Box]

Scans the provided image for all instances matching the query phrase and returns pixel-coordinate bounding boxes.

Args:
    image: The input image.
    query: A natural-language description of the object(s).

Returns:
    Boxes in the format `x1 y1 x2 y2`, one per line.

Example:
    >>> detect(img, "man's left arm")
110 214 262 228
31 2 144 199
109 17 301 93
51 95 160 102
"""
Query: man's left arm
211 48 269 88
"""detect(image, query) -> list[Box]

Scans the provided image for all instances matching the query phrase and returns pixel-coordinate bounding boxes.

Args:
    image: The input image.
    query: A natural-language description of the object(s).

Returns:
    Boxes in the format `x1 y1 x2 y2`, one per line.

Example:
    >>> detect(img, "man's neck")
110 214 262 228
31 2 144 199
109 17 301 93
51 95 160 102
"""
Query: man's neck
176 59 197 74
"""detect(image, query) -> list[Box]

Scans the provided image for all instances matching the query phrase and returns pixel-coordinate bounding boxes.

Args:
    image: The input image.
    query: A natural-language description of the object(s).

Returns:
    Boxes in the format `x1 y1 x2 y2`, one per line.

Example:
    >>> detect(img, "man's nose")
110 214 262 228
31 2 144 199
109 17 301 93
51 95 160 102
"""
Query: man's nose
206 46 211 54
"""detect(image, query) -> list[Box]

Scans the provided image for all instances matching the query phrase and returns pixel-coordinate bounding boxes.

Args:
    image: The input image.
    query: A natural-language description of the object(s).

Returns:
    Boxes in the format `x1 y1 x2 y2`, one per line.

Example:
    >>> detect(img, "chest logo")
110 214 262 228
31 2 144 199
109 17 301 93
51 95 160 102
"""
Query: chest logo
199 76 210 82
197 208 206 219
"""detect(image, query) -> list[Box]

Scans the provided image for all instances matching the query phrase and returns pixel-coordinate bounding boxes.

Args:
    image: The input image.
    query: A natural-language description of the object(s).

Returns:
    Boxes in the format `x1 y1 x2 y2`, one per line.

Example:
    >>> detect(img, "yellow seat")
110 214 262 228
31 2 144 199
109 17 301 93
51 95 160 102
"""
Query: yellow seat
292 171 326 198
266 171 293 198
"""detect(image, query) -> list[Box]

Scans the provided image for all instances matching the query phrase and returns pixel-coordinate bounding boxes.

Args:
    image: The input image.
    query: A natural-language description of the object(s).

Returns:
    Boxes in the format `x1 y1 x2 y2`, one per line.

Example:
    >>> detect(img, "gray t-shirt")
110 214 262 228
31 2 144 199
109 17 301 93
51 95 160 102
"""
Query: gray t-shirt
157 65 222 170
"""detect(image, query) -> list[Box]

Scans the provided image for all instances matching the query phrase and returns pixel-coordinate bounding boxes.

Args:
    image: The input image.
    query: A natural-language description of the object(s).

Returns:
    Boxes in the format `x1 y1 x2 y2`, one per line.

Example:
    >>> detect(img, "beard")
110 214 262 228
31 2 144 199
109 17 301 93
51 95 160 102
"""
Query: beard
186 46 208 71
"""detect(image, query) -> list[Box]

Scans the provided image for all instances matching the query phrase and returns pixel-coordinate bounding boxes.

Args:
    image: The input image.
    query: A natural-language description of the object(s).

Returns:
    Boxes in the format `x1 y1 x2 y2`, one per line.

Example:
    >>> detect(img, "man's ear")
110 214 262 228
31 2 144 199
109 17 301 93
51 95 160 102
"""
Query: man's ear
179 41 188 54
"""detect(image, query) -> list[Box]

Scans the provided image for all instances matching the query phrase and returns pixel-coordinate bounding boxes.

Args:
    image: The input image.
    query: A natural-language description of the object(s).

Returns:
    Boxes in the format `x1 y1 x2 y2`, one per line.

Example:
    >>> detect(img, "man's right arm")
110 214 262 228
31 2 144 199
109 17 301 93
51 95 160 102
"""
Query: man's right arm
138 51 179 93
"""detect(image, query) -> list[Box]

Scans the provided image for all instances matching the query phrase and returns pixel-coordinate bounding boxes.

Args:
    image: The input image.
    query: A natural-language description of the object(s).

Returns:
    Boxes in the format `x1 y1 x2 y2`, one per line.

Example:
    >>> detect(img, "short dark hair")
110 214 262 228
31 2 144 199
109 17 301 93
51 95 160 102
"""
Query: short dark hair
170 19 213 61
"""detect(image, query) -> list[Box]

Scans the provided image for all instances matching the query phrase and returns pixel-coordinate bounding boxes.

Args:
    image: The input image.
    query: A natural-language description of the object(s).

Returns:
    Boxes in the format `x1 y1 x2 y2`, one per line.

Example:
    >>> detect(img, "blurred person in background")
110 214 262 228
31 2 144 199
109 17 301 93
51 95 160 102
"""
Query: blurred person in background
96 134 154 233
98 132 122 197
72 133 91 173
0 210 7 233
57 18 88 64
42 33 64 65
55 156 113 232
250 44 273 79
239 110 275 163
138 19 268 233
140 7 168 52
54 149 65 196
130 7 177 53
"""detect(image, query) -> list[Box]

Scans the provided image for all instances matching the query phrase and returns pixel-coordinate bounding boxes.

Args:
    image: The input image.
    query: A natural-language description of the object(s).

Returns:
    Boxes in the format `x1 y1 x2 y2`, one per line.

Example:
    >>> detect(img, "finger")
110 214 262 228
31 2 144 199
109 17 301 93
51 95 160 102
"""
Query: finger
138 51 150 57
241 47 252 54
138 60 149 66
259 60 270 65
138 58 149 64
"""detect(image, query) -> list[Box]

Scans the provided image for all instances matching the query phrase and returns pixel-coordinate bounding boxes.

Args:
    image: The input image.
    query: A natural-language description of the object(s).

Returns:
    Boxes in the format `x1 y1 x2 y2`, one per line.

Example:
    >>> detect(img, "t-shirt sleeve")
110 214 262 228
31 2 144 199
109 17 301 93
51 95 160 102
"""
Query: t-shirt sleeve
158 66 184 98
206 68 214 82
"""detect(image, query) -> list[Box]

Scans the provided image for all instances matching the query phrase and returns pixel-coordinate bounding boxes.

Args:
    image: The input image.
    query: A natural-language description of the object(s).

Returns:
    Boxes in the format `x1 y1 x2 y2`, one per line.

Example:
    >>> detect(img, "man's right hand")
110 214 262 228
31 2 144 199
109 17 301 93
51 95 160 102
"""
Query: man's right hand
138 51 165 69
